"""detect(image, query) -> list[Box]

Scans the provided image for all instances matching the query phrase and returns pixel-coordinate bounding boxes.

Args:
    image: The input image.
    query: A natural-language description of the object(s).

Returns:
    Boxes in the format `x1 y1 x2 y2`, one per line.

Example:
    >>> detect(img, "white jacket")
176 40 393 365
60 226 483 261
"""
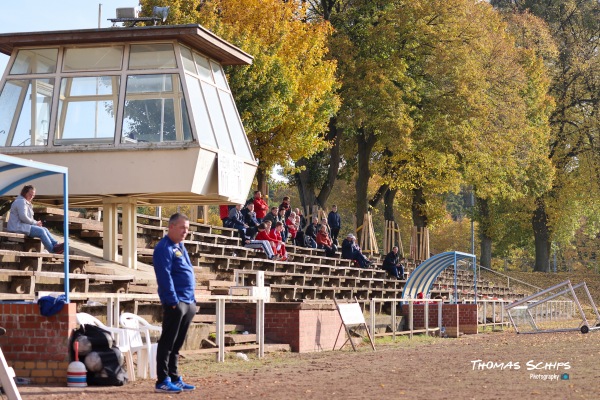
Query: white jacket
7 195 36 235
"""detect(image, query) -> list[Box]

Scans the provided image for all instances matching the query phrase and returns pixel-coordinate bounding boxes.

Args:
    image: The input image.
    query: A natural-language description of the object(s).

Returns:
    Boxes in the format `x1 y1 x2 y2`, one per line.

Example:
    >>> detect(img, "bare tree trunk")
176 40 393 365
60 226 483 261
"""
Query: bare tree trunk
295 158 318 210
369 184 389 209
256 167 268 197
316 118 341 207
477 198 491 269
383 188 397 221
355 131 377 230
532 198 550 272
410 187 428 258
411 187 428 228
480 236 491 269
295 117 341 211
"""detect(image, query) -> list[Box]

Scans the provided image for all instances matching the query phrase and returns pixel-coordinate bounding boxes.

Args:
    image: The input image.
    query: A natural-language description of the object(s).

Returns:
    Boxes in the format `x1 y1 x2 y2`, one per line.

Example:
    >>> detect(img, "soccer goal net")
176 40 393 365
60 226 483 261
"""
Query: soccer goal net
505 280 600 334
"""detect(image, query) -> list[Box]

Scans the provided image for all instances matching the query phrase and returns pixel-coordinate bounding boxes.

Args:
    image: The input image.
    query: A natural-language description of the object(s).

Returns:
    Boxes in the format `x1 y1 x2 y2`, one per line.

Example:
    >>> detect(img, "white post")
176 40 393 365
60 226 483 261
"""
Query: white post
370 299 376 336
216 299 225 362
438 301 443 334
0 347 22 400
102 201 118 262
256 299 265 358
121 199 138 270
391 300 397 340
424 301 429 336
409 301 414 339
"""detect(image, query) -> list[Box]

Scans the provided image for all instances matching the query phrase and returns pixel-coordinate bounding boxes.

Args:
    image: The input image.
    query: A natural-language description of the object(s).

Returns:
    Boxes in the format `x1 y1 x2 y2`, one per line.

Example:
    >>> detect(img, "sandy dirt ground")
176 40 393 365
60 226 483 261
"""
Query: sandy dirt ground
16 331 600 399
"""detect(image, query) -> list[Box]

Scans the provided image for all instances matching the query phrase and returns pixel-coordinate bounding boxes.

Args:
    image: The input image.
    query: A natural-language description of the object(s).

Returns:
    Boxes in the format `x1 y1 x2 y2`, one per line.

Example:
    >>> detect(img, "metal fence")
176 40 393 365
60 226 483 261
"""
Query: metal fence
368 298 444 339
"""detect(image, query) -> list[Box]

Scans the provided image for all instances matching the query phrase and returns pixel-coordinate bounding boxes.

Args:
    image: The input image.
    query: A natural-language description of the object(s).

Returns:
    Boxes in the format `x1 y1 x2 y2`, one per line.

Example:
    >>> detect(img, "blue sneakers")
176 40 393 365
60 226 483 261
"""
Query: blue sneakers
155 377 182 393
172 376 196 391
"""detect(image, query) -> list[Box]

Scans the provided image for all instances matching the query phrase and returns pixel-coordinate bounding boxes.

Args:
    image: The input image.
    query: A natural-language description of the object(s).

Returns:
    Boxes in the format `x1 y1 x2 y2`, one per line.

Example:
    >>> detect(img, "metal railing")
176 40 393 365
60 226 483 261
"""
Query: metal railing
368 298 444 339
478 265 542 294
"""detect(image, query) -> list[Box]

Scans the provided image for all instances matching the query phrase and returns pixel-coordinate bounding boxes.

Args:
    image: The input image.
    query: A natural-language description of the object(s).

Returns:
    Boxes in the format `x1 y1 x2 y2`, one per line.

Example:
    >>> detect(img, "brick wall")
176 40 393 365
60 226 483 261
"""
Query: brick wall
0 302 77 384
226 303 345 353
400 303 478 336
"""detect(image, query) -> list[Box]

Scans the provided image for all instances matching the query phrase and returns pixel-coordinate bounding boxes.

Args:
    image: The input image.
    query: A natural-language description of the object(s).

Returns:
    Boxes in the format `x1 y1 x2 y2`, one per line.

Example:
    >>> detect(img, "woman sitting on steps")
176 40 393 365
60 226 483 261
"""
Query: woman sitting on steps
6 184 64 254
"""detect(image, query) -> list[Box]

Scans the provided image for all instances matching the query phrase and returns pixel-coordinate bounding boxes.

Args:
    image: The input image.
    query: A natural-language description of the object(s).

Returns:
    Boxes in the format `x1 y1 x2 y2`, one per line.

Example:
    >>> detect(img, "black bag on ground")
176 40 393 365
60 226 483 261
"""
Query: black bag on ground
69 324 128 386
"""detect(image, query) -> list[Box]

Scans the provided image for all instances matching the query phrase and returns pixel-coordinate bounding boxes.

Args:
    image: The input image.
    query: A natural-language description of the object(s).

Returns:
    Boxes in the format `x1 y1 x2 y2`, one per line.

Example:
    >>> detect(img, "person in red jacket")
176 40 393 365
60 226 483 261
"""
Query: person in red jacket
286 211 299 241
219 205 231 226
316 224 337 257
249 223 277 260
253 191 269 222
269 221 288 261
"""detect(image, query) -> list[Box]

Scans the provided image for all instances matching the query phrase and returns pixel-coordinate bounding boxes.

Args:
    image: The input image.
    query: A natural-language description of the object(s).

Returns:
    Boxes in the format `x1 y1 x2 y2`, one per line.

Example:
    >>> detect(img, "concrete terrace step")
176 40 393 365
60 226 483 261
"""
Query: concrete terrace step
180 342 292 356
224 333 257 344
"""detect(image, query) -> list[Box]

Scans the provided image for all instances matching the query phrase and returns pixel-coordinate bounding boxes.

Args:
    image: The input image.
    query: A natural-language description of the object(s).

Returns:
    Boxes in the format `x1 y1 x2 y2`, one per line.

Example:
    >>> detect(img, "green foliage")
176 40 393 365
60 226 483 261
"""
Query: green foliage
492 0 600 271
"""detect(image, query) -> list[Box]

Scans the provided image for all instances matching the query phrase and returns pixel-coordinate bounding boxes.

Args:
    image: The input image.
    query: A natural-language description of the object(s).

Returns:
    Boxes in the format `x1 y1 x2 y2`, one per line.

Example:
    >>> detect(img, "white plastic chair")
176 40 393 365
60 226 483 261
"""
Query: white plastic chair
75 312 136 382
119 312 162 379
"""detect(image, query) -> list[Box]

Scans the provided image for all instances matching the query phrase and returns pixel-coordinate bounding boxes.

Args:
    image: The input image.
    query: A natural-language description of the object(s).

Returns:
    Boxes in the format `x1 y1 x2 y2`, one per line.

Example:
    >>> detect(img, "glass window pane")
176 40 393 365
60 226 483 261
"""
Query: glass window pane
61 76 116 96
219 90 252 160
122 74 192 143
186 76 217 148
63 46 123 71
179 46 197 74
201 82 233 153
55 76 119 143
193 53 213 82
180 97 192 142
129 43 177 69
0 81 25 146
10 48 58 75
0 79 53 147
126 74 173 93
211 61 228 89
123 99 177 142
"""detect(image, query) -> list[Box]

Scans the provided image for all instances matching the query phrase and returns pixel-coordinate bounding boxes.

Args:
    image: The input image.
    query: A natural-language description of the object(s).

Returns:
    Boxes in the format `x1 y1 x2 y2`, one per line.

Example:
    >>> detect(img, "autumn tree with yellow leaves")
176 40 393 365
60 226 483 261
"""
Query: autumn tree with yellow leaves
140 0 340 193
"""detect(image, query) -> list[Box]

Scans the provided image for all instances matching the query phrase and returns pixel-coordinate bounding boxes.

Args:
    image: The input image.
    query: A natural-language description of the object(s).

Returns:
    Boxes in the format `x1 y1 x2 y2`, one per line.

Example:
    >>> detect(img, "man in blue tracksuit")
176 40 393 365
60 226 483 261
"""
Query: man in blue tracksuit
152 213 196 393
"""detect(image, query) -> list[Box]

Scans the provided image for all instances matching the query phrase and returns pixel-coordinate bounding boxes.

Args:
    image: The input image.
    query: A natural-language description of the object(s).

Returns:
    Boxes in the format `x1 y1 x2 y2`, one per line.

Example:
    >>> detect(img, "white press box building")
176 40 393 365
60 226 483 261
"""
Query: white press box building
0 24 257 268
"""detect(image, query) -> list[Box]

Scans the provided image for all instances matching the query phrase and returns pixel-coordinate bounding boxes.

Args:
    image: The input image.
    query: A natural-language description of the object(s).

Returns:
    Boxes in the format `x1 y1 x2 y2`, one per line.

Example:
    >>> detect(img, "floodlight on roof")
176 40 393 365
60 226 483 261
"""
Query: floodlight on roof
153 6 170 22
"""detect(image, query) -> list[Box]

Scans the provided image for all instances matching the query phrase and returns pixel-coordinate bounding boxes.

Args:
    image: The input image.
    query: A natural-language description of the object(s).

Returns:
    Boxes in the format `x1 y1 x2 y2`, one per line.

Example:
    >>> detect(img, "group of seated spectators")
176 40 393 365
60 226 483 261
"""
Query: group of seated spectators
220 194 406 277
220 192 344 259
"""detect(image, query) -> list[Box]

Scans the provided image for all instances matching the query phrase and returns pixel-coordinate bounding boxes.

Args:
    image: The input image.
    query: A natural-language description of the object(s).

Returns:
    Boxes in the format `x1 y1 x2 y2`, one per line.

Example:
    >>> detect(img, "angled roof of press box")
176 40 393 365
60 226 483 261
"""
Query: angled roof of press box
0 24 253 66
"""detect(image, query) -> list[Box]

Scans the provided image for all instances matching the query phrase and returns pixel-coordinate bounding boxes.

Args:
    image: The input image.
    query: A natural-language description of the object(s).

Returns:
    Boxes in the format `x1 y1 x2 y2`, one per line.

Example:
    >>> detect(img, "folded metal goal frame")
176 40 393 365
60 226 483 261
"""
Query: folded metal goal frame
505 280 600 334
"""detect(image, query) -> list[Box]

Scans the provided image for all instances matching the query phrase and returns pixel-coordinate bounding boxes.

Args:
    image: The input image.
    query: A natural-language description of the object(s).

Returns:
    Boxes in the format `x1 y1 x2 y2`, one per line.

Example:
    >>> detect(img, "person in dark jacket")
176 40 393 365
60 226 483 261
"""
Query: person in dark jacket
382 246 405 279
262 206 279 227
228 204 249 240
327 205 341 244
304 216 319 248
242 203 259 239
279 196 291 219
341 233 371 268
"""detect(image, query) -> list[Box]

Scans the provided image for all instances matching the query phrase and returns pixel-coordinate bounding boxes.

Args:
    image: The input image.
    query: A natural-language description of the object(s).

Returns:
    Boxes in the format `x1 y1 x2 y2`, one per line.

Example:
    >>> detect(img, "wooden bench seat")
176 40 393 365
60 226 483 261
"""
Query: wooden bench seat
33 271 89 293
0 231 42 252
190 231 241 246
136 213 164 227
0 249 90 274
137 223 166 237
0 270 34 295
44 214 103 231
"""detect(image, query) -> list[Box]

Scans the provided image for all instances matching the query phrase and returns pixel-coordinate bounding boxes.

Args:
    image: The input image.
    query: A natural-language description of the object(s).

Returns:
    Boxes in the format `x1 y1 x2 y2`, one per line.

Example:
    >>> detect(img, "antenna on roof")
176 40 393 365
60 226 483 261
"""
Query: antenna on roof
107 6 170 27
